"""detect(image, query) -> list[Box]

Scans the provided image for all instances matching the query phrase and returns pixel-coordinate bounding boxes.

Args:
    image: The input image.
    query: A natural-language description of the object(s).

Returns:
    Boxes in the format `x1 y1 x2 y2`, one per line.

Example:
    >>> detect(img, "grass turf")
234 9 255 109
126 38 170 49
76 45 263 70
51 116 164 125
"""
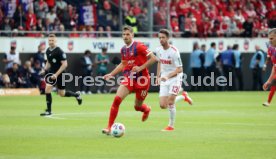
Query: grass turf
0 92 276 159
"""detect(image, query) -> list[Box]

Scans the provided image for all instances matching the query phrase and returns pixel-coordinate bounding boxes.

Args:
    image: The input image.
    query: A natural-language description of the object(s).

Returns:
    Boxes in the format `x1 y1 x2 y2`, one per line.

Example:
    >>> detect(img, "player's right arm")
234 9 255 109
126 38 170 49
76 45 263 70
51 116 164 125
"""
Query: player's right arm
263 66 275 90
103 60 127 80
40 61 51 75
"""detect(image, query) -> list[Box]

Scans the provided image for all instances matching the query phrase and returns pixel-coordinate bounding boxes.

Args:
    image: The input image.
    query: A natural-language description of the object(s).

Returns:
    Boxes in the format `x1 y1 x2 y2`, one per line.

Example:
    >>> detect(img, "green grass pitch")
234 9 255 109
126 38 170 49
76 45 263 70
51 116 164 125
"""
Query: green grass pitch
0 92 276 159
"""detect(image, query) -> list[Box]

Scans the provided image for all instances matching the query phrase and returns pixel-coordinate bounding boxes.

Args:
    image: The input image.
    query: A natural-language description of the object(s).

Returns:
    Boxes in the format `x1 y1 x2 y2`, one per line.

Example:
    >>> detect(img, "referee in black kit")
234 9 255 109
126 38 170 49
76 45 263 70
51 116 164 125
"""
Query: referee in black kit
40 34 82 116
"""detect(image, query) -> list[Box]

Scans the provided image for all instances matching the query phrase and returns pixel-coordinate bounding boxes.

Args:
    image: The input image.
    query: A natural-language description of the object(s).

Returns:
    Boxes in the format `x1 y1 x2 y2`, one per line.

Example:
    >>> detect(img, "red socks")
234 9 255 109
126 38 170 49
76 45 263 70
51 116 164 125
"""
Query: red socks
134 104 148 112
108 96 122 128
268 86 276 103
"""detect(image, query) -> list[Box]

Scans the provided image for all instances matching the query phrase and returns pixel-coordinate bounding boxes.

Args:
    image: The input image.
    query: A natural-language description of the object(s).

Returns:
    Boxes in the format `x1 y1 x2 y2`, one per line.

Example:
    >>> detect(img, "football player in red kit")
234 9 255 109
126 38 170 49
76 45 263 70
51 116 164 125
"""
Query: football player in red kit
102 26 157 134
263 28 276 106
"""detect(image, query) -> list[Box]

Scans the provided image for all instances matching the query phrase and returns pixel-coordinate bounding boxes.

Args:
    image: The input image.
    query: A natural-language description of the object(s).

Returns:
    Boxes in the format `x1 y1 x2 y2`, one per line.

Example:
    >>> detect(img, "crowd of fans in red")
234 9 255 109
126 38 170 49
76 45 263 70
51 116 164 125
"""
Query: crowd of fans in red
0 0 275 37
166 0 276 37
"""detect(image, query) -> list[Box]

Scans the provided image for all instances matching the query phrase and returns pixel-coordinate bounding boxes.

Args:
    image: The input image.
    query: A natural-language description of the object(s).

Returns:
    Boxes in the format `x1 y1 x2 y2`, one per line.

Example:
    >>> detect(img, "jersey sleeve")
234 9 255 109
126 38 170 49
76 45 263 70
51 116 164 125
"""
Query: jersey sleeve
137 42 151 57
59 48 67 61
173 49 183 67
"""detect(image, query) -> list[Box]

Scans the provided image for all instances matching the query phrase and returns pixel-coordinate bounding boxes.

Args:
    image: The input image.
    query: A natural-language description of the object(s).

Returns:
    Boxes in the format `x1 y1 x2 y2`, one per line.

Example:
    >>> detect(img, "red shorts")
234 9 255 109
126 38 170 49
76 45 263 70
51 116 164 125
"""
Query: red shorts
121 76 150 100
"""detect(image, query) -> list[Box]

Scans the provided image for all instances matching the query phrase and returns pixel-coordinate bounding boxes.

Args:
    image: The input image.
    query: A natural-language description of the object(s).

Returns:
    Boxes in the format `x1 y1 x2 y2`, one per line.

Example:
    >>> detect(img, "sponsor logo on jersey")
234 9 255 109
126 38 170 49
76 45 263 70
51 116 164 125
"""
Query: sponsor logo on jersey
160 59 172 64
52 58 56 63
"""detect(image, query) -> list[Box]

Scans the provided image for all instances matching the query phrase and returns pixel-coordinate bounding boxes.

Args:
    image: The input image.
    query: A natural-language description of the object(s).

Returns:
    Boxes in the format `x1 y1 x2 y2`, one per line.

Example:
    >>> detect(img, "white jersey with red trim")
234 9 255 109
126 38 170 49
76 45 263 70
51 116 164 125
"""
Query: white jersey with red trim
155 45 183 79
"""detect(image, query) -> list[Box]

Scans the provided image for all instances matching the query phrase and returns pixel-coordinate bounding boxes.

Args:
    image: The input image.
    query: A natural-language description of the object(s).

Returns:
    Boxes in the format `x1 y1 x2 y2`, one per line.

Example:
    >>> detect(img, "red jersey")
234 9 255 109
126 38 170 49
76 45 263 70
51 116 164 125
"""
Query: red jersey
268 46 276 68
120 41 151 78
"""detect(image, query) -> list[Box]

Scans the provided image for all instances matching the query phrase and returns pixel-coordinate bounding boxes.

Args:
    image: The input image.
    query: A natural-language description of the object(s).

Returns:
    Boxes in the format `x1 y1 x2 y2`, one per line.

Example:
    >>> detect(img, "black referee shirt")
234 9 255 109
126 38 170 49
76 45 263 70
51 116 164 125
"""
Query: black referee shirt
46 47 67 73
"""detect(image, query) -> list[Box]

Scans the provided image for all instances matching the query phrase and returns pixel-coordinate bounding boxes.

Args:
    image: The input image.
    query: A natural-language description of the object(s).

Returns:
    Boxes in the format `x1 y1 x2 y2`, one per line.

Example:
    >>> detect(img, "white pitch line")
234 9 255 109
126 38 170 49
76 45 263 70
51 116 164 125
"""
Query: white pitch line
45 116 66 120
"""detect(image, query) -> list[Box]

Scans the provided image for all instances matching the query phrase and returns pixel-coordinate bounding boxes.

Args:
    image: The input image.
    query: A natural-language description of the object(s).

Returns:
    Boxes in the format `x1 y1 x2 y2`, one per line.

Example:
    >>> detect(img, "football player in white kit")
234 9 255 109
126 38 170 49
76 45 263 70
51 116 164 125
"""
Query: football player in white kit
155 29 193 131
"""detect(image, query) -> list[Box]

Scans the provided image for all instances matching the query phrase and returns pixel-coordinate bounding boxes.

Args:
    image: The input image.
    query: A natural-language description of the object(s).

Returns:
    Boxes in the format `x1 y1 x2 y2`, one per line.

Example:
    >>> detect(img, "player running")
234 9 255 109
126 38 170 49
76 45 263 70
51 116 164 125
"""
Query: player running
40 34 82 116
155 29 193 131
102 26 157 135
263 28 276 106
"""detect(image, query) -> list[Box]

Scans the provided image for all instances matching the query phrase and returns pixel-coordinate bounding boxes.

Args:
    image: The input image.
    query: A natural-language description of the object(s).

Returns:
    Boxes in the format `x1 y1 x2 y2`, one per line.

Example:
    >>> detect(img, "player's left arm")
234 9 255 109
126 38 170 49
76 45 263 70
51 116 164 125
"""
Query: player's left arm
137 52 158 71
132 44 158 72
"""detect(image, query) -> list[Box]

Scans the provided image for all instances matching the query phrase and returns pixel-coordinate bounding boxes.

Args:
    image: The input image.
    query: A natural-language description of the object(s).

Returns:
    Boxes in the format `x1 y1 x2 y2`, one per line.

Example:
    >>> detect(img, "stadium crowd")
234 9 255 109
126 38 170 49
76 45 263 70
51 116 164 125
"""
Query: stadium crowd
0 0 275 37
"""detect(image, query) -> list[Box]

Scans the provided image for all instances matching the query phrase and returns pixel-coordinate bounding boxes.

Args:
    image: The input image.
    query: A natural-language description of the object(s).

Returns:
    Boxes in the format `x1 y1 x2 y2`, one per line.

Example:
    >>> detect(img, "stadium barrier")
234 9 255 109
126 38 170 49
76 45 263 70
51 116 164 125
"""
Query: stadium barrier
0 88 40 96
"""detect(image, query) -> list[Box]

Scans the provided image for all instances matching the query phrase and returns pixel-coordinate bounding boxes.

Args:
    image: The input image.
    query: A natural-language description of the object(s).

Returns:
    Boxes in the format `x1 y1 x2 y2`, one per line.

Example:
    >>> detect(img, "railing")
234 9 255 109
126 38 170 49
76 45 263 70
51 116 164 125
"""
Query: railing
0 30 171 38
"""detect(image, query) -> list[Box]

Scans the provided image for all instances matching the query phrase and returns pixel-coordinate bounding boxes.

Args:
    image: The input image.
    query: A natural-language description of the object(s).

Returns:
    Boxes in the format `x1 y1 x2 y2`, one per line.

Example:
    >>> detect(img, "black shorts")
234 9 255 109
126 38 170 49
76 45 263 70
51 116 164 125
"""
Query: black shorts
45 72 66 90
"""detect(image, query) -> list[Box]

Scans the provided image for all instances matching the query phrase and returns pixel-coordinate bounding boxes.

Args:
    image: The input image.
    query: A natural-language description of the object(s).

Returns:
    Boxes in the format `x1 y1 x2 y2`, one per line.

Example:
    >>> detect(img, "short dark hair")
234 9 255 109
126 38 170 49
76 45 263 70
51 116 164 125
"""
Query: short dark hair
123 25 133 33
84 50 91 55
211 42 216 47
48 34 56 38
233 44 239 50
159 29 170 38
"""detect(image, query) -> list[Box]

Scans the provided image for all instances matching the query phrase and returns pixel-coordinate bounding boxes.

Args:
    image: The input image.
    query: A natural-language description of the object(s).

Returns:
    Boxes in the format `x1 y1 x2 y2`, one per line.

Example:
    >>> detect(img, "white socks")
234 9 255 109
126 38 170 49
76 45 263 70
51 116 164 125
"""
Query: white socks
175 95 184 103
168 104 176 127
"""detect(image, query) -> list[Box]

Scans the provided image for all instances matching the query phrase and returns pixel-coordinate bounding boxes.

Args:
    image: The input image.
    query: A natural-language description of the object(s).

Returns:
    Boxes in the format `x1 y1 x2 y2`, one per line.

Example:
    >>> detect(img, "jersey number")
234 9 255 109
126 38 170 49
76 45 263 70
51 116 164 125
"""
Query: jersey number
141 90 148 98
172 86 180 94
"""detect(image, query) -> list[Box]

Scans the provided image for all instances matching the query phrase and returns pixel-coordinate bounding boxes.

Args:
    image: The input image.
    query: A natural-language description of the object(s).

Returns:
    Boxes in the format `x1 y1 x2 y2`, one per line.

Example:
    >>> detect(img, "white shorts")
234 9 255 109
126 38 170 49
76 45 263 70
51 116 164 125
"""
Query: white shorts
159 78 182 97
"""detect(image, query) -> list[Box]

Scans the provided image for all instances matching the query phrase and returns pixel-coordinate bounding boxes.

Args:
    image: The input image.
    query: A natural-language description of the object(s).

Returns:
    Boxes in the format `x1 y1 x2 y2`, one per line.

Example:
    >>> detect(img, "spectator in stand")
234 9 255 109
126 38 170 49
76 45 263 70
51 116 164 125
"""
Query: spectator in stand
137 8 149 33
45 0 55 8
32 44 46 68
177 0 191 32
106 26 112 38
13 4 26 29
27 25 42 37
34 0 49 19
45 18 54 32
260 18 269 37
53 18 61 31
0 6 4 25
59 7 71 30
36 18 44 31
226 17 239 37
125 10 138 33
234 9 245 23
56 0 68 11
46 8 57 24
0 17 12 36
245 3 257 18
132 1 141 16
6 63 21 88
87 26 96 38
69 26 79 38
154 9 166 31
171 16 180 37
97 26 107 37
224 6 235 19
3 46 21 71
58 24 67 37
170 6 177 18
80 27 88 38
0 73 12 88
242 16 254 37
25 7 37 30
20 61 33 88
190 17 198 37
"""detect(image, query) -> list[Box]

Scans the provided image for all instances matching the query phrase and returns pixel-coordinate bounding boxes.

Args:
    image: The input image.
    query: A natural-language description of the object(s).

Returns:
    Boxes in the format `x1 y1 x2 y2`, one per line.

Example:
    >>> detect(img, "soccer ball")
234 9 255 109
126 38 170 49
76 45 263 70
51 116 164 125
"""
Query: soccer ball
111 123 125 138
